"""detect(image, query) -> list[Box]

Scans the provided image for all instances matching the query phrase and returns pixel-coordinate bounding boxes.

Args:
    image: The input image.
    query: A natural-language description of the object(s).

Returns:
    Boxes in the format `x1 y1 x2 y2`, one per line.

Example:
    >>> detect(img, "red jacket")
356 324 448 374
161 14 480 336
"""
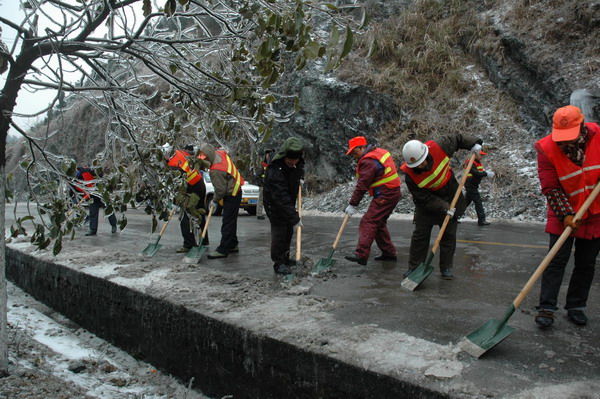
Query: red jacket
536 123 600 238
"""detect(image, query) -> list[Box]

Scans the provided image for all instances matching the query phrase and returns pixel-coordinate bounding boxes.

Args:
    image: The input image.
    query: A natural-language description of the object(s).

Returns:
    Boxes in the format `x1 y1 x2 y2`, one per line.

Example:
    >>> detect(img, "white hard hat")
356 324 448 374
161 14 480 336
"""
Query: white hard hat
402 140 428 168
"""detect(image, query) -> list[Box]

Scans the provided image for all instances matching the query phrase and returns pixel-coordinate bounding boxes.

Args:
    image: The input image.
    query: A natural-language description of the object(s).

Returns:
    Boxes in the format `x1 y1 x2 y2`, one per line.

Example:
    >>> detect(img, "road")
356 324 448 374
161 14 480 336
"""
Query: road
5 205 600 397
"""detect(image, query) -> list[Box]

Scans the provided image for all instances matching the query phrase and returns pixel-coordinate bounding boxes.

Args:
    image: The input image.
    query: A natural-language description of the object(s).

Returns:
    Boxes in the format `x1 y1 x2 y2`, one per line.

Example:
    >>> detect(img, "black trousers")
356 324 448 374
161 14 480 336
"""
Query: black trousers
538 234 600 311
215 192 242 254
465 188 486 223
408 219 458 270
180 212 208 249
88 196 116 233
270 221 294 265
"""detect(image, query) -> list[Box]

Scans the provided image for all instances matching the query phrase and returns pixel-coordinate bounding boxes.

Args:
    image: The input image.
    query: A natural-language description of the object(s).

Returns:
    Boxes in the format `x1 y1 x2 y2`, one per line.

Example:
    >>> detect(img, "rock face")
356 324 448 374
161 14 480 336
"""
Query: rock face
272 70 400 185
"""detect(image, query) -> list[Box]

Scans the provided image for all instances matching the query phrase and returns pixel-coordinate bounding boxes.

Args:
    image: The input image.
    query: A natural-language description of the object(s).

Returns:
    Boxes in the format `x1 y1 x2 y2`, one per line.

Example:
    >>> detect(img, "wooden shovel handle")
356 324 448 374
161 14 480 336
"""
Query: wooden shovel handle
431 152 477 254
200 209 213 240
296 185 302 261
332 214 350 250
513 180 600 309
158 208 177 237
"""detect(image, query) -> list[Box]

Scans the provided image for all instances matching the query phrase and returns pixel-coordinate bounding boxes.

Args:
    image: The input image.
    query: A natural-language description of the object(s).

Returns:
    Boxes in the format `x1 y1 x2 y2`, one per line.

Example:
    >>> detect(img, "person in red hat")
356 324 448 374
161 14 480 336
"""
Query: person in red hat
463 149 495 226
534 105 600 329
343 136 401 266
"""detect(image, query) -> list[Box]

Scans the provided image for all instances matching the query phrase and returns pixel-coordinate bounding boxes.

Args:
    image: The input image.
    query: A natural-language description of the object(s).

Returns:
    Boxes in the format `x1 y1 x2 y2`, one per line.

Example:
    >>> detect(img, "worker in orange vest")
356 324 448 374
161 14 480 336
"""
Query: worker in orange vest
534 105 600 329
464 150 495 226
76 166 118 236
343 136 402 266
167 145 208 253
401 134 483 280
199 143 244 259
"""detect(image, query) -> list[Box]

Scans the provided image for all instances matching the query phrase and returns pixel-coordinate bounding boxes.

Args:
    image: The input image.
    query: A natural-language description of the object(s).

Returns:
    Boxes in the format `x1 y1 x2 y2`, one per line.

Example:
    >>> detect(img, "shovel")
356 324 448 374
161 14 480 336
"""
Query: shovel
141 208 176 257
461 180 600 358
295 185 303 263
312 214 350 274
182 210 213 263
401 152 477 291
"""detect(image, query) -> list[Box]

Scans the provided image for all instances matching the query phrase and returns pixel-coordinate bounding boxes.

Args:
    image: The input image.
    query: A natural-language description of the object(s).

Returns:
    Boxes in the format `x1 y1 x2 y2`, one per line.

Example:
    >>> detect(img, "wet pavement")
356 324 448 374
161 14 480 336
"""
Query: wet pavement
5 208 600 397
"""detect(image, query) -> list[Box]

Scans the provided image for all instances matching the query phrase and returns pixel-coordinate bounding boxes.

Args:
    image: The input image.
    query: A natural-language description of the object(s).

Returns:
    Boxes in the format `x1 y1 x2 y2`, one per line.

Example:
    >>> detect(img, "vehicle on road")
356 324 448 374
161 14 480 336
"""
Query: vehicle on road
203 172 259 215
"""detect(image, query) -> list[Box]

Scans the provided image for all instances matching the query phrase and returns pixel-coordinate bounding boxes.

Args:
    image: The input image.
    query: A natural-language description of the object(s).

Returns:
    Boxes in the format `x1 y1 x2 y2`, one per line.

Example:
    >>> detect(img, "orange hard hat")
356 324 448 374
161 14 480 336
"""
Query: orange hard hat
346 136 367 155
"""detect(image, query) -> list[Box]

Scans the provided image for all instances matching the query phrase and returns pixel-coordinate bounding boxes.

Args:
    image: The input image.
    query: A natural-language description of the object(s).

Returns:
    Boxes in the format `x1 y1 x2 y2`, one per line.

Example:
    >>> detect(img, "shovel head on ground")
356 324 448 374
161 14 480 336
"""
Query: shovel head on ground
401 252 435 291
461 315 516 358
182 245 208 263
141 237 162 257
312 249 336 275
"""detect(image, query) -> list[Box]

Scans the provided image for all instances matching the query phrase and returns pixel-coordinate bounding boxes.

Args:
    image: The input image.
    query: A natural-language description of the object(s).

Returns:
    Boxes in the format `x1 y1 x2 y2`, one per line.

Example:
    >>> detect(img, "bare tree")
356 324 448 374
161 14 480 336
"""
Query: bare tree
0 0 360 375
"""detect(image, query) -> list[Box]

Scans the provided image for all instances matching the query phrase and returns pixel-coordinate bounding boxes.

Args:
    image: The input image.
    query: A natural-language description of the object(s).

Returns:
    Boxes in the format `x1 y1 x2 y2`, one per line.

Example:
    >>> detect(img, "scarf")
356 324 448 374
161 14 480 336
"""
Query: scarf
557 127 588 166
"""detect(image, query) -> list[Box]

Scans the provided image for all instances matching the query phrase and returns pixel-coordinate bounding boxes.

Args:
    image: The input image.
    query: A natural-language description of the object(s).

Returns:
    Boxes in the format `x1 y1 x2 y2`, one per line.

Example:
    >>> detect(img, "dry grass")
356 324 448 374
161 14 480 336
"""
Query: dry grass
337 0 498 144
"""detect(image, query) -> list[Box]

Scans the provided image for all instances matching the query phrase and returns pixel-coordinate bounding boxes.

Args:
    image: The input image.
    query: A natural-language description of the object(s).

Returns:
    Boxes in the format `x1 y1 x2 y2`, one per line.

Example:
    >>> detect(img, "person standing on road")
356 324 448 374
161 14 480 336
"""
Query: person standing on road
401 133 483 280
167 145 208 253
534 105 600 329
343 136 401 266
256 149 274 220
77 166 118 236
263 137 304 275
464 150 495 226
199 143 243 259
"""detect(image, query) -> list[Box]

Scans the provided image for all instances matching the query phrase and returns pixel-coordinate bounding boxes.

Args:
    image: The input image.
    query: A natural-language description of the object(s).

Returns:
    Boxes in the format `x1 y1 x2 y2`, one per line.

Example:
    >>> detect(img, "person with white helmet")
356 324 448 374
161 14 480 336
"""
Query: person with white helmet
343 136 402 266
401 134 483 279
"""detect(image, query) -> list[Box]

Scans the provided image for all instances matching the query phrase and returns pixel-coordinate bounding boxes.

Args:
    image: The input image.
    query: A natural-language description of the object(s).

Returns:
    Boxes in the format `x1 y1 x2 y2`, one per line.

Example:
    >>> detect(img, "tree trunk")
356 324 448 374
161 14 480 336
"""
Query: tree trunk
0 164 7 376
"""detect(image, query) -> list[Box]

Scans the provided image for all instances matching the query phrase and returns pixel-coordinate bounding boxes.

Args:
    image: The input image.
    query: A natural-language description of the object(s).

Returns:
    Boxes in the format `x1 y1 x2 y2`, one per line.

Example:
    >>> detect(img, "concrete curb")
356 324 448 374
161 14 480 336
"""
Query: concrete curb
7 247 448 399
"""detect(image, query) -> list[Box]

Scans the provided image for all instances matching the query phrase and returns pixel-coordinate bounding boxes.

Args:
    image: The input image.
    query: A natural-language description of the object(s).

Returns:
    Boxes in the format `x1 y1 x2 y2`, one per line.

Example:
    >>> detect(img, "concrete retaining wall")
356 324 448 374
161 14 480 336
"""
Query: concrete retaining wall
7 248 447 399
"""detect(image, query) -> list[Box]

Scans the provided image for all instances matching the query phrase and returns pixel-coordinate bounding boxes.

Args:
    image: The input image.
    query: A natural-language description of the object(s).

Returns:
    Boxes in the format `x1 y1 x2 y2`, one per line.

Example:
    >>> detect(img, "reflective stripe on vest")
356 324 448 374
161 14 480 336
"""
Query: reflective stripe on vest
168 150 202 185
537 122 600 218
400 141 452 191
356 148 401 196
210 150 245 196
466 160 484 177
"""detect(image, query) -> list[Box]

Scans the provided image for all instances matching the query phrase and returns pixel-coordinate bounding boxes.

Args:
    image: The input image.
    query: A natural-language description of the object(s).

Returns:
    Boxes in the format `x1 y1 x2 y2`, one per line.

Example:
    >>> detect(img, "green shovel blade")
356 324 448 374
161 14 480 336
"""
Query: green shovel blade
462 319 516 358
182 245 208 263
401 263 434 291
312 249 336 275
462 305 517 358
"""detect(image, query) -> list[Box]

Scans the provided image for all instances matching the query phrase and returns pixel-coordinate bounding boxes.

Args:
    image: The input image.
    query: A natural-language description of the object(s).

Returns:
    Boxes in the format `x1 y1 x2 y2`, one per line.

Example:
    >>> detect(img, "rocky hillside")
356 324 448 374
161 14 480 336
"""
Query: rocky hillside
7 0 600 223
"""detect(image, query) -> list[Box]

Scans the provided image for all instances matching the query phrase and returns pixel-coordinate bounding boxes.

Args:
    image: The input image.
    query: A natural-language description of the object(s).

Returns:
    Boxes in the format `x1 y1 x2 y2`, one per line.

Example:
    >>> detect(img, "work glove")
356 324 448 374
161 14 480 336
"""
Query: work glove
209 200 218 214
446 207 456 217
299 179 305 186
563 214 580 230
486 171 495 178
295 219 304 229
345 205 357 216
471 143 482 154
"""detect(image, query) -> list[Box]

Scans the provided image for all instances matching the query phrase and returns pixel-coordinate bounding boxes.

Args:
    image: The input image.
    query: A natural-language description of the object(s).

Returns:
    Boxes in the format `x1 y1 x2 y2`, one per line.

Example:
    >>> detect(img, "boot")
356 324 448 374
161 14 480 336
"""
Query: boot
207 251 227 259
441 268 454 280
478 220 490 226
374 254 397 261
567 309 588 326
345 255 367 266
273 263 292 275
535 309 555 328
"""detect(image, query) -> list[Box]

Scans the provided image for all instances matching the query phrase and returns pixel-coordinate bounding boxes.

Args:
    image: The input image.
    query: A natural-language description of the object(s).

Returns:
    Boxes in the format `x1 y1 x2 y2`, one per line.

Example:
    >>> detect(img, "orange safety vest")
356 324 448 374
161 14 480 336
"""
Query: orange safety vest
466 160 484 177
400 141 452 191
168 150 202 185
357 148 401 196
537 122 600 219
76 170 95 200
210 150 244 196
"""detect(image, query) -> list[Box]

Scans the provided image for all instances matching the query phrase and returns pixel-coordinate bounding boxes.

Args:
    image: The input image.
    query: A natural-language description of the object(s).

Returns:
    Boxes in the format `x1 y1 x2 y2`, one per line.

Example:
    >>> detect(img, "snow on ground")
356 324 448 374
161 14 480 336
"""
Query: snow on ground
4 282 211 399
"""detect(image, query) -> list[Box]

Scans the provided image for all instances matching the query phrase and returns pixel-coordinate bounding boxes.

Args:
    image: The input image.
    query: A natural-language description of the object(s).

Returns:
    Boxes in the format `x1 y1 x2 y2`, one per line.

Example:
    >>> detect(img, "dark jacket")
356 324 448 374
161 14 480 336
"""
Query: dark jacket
263 144 304 225
464 160 489 191
404 133 482 225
